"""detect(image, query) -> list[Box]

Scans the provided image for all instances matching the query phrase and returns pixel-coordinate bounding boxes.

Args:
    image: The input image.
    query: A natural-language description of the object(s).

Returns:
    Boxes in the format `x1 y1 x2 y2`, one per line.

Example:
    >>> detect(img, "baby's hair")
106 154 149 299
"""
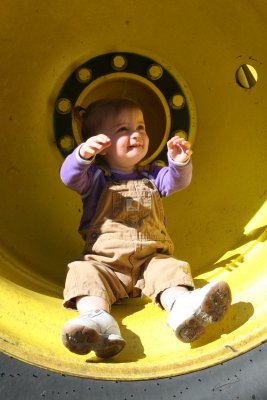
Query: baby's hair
74 98 142 141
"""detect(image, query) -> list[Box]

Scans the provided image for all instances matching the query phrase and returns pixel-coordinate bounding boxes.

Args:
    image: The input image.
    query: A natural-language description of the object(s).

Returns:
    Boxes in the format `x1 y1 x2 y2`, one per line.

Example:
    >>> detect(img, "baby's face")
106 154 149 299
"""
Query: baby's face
101 108 149 173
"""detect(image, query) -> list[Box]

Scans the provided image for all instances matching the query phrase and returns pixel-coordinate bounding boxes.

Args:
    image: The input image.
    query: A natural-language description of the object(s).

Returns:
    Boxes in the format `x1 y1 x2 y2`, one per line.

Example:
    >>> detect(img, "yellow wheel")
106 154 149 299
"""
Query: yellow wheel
0 0 266 392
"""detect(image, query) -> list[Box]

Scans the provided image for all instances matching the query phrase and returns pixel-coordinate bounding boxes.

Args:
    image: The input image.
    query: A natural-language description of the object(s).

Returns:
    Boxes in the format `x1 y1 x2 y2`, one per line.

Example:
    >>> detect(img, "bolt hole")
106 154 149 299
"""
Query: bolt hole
170 94 185 109
172 130 188 139
76 68 92 83
147 64 163 80
236 64 258 89
112 55 127 71
59 135 75 152
56 98 72 114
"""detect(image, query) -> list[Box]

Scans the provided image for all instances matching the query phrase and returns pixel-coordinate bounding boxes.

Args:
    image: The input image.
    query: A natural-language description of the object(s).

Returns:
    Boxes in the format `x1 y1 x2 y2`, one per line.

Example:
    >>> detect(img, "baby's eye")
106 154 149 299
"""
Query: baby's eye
137 125 145 131
117 126 128 133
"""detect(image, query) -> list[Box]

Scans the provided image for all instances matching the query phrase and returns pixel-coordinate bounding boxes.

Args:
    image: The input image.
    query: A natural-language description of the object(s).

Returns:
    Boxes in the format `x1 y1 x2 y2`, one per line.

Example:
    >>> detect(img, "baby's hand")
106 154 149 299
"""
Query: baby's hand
79 134 111 159
167 136 192 163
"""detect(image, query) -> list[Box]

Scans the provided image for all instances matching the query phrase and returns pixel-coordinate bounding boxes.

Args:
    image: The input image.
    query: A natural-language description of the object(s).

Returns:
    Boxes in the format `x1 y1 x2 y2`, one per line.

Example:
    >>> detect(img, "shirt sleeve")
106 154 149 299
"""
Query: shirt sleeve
59 145 96 195
150 153 192 197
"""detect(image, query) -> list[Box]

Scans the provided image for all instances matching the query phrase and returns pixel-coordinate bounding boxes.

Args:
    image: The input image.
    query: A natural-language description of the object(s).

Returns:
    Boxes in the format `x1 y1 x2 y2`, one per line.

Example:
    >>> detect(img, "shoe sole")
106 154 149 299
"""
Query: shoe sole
61 325 126 358
175 281 232 343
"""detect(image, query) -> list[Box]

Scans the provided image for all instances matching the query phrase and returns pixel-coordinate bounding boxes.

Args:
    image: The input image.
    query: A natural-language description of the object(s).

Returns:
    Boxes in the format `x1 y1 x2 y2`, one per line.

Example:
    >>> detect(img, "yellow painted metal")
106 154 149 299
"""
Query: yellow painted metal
0 0 267 380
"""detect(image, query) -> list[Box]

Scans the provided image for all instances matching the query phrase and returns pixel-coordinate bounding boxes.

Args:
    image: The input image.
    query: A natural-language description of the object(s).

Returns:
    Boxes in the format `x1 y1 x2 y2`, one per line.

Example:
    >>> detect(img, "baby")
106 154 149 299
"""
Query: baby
60 98 231 358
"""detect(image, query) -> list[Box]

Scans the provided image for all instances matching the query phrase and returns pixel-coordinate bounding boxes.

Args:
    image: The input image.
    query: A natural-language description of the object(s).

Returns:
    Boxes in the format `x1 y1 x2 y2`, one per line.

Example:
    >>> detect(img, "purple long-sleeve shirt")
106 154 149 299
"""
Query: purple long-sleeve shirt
60 145 192 232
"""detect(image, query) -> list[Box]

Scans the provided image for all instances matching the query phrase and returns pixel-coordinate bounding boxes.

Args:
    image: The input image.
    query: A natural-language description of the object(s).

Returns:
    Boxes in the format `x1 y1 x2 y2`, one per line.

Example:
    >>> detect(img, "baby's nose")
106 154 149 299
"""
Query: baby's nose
131 130 140 138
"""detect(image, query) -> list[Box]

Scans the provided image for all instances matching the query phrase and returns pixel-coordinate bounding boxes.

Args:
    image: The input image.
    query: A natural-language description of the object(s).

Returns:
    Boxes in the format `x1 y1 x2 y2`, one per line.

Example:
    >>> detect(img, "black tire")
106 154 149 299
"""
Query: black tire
0 342 266 400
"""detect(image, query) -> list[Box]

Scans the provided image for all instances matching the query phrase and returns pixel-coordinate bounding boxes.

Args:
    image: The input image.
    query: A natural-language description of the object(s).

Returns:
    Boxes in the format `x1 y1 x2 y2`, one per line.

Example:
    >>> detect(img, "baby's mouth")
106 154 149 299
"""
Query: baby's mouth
128 143 143 150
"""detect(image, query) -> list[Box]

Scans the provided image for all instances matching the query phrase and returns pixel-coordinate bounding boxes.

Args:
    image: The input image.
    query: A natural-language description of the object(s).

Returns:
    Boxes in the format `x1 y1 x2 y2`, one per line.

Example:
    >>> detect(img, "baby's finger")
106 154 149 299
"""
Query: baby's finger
96 134 111 144
173 136 190 145
168 136 185 145
167 136 179 148
92 142 105 151
176 139 191 150
98 139 111 151
87 135 109 146
84 139 103 152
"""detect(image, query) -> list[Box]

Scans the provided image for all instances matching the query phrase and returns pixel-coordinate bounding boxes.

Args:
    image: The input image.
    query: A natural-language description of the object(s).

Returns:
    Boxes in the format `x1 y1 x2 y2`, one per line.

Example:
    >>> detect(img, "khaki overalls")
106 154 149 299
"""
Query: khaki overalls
63 175 194 309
